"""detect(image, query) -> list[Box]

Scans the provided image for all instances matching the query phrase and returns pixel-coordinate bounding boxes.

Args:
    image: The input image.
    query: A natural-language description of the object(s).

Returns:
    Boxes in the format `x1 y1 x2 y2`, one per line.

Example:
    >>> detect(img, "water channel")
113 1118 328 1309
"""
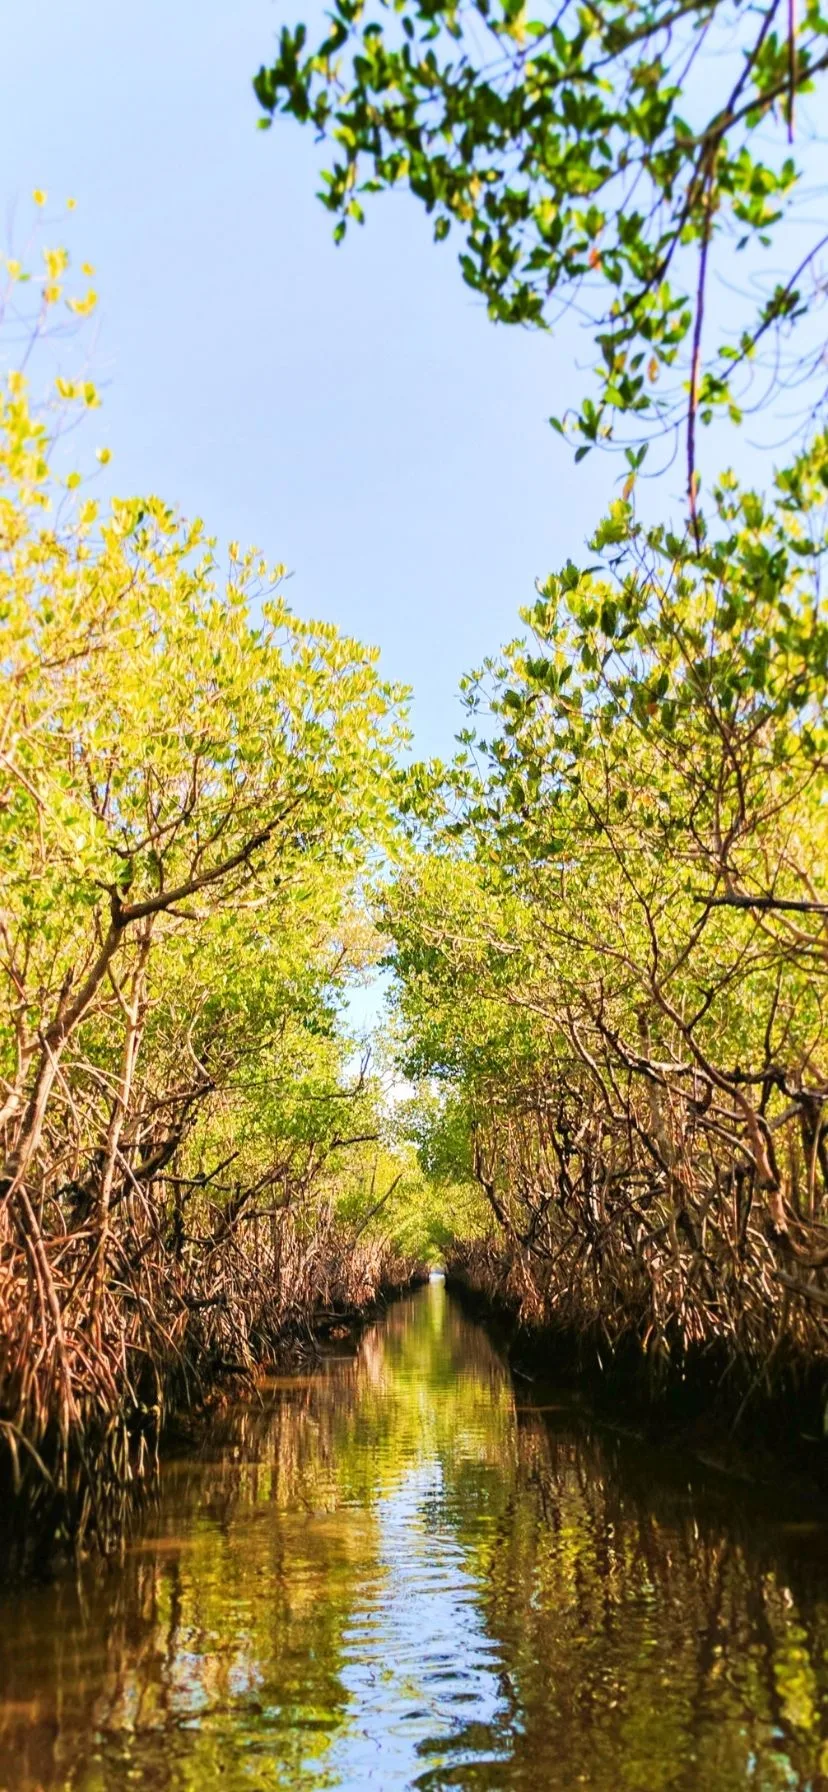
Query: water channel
3 1280 828 1790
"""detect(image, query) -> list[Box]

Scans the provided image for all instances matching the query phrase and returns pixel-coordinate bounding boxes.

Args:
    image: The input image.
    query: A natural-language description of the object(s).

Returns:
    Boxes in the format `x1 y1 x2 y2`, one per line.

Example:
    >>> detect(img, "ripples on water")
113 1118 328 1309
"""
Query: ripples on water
3 1281 828 1790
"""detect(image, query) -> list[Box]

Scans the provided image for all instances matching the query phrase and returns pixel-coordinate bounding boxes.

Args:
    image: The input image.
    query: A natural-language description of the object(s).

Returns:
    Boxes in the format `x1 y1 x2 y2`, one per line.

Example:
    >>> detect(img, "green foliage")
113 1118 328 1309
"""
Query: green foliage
0 219 420 1555
255 0 828 500
385 432 828 1365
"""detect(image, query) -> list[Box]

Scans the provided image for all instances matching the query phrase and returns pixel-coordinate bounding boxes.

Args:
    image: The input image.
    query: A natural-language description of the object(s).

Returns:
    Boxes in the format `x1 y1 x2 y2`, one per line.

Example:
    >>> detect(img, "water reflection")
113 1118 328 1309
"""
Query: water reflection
3 1283 828 1789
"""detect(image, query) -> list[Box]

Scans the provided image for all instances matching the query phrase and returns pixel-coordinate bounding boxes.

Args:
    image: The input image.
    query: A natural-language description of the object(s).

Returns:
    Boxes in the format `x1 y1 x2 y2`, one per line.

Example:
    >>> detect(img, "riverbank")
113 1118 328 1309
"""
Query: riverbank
446 1249 828 1497
0 1251 424 1584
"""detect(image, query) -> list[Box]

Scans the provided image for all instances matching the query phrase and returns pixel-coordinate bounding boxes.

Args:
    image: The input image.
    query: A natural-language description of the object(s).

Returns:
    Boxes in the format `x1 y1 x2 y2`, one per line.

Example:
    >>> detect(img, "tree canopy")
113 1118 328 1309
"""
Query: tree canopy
251 0 828 1384
255 0 828 528
0 216 427 1565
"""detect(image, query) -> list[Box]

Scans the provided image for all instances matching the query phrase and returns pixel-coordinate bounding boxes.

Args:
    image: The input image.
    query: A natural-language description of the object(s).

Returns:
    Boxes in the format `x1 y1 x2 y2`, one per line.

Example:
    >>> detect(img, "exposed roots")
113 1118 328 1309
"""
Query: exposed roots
0 1193 415 1577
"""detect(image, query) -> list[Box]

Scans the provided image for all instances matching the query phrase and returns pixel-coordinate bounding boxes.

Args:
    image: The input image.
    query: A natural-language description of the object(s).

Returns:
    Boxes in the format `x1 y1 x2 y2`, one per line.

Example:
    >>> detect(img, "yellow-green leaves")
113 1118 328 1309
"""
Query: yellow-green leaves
384 437 828 1366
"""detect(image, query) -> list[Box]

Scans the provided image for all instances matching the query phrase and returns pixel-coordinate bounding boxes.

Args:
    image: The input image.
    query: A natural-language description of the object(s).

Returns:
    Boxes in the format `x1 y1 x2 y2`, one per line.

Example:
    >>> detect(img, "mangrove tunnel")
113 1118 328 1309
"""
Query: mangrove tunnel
3 0 828 1783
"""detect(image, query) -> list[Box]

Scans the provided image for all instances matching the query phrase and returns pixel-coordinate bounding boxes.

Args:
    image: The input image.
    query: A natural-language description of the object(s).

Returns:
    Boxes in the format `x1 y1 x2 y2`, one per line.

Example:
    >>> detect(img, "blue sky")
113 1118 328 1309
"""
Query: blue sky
1 0 624 761
3 0 812 769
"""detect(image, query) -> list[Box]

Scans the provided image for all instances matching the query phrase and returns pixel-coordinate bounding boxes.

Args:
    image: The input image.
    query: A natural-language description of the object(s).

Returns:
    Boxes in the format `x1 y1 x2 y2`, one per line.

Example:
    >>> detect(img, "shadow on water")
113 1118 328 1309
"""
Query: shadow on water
3 1281 828 1790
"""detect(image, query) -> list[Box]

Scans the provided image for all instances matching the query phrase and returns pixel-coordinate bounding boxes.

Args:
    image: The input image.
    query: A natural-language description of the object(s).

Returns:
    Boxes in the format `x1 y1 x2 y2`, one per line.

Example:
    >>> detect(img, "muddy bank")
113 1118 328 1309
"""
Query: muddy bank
446 1254 828 1500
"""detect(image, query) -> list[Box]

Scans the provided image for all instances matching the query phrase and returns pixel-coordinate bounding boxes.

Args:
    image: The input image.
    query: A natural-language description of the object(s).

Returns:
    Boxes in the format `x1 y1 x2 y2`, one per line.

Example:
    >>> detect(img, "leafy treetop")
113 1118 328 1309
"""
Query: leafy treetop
255 0 828 534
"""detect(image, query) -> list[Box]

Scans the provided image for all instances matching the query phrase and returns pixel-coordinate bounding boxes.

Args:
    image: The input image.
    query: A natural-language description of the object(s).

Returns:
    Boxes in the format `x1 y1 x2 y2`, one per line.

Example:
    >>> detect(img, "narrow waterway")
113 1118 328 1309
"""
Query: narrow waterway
3 1281 828 1791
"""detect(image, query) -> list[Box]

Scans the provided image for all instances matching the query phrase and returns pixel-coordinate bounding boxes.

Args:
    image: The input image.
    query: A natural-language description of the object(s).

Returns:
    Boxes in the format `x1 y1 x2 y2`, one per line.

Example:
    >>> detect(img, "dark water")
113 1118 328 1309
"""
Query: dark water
3 1283 828 1791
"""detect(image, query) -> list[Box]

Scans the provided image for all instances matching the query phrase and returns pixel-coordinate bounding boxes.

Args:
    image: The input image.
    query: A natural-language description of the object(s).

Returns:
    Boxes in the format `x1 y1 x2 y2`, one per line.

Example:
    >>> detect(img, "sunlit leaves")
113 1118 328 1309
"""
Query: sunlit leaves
256 0 828 487
383 436 828 1328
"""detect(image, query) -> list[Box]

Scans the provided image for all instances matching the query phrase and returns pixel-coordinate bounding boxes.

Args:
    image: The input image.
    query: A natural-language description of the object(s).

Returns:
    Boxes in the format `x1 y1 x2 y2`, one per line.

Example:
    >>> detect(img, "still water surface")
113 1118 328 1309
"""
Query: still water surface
3 1282 828 1790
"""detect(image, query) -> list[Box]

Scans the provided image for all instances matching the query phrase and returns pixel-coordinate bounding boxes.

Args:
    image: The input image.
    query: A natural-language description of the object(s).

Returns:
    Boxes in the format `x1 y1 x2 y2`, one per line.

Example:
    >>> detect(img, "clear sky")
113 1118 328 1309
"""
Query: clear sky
0 0 625 761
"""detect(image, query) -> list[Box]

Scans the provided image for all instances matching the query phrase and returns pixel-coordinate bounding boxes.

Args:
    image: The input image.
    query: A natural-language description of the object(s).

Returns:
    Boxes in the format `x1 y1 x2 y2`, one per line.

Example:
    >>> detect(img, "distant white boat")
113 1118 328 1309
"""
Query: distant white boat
429 1268 446 1283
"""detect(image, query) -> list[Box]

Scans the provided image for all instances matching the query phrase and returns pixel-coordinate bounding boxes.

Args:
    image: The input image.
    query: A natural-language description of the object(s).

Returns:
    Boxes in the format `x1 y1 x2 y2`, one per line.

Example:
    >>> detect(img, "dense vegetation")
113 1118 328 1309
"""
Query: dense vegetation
386 442 828 1394
2 0 828 1571
258 0 828 1409
0 237 430 1568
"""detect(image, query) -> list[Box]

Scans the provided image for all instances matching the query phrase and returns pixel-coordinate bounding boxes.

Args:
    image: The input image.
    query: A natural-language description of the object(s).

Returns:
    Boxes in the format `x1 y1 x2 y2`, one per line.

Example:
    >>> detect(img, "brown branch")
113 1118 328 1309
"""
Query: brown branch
687 161 715 549
697 893 828 916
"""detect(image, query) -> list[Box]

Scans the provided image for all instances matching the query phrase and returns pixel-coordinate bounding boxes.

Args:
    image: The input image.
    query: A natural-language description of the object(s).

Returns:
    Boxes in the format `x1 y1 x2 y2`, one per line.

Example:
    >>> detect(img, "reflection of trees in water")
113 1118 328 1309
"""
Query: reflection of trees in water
0 1290 516 1792
2 1288 828 1791
474 1417 828 1791
0 1515 368 1790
